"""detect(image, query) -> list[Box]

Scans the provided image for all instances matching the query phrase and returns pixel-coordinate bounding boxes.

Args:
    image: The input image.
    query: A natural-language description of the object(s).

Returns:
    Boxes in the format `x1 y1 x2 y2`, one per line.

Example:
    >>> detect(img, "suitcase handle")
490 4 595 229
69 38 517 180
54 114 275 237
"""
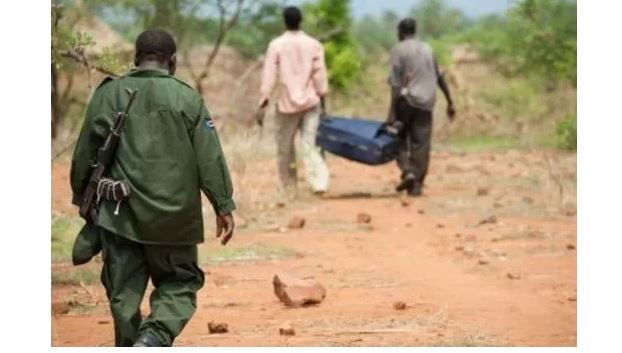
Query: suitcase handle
375 123 389 138
376 122 402 138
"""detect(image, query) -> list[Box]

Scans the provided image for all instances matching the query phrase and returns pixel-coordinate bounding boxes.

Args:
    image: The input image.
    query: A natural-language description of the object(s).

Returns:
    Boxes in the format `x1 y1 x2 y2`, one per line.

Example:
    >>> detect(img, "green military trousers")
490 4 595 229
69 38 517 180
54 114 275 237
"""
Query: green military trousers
98 227 205 347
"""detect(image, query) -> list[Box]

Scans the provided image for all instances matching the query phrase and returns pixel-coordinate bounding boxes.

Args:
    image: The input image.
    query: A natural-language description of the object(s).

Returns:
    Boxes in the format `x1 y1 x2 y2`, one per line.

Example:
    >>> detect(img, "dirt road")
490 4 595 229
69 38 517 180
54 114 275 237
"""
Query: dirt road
51 148 576 346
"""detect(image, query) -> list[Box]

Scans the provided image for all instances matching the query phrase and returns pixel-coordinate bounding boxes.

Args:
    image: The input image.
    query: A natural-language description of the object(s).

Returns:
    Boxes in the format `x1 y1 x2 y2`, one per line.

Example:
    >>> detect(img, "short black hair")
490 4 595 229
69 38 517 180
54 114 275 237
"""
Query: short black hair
283 6 302 30
398 18 417 36
135 29 177 63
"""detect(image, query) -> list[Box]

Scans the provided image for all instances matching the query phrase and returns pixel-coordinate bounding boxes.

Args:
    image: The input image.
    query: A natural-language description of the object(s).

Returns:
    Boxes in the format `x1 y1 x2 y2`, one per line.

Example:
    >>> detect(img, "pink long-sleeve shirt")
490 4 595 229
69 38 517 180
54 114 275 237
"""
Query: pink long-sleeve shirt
260 30 329 114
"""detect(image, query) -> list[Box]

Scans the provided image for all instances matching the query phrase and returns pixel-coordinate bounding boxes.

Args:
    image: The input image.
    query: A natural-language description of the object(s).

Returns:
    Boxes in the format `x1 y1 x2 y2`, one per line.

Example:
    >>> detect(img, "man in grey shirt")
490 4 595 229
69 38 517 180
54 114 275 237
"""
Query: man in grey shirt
388 18 455 196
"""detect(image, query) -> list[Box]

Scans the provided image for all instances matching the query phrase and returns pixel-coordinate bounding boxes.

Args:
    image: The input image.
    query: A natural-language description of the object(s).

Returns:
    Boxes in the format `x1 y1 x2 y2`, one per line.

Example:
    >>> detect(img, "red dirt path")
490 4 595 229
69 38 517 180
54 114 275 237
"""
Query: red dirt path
51 149 576 346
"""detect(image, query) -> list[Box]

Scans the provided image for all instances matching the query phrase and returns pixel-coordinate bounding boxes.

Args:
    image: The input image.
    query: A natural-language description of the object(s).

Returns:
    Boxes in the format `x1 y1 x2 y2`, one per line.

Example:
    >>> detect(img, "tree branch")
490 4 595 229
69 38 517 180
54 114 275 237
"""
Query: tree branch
61 48 120 77
197 0 244 83
228 55 263 107
52 136 79 161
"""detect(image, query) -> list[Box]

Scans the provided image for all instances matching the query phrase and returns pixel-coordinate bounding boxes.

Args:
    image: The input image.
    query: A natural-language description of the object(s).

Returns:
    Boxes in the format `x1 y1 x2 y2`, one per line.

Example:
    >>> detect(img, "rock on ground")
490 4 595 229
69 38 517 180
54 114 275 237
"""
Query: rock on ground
476 187 489 196
288 216 306 229
279 323 296 336
393 301 407 310
357 212 372 224
207 321 229 334
478 215 498 226
51 302 71 316
273 272 326 307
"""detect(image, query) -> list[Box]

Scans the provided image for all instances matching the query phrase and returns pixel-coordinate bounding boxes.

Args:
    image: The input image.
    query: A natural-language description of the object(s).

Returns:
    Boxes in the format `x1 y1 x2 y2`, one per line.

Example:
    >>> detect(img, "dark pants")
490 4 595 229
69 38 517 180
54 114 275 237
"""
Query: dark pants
99 228 205 347
395 98 433 191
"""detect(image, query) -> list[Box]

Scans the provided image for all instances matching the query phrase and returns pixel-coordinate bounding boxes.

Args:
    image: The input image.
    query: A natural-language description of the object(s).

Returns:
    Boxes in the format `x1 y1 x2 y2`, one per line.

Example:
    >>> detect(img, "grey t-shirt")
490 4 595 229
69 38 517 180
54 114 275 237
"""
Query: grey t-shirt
388 38 438 112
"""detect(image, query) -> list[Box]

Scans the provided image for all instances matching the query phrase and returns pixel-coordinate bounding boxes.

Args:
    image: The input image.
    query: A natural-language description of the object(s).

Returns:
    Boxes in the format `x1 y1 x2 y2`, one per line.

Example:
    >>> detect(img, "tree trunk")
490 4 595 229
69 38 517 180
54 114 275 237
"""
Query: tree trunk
195 78 204 96
51 63 59 140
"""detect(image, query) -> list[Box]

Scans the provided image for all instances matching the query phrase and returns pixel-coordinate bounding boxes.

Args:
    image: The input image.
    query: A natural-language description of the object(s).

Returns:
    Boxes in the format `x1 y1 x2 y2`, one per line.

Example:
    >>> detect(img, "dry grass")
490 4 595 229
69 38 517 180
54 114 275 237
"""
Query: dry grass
433 332 497 347
199 243 299 265
51 264 100 285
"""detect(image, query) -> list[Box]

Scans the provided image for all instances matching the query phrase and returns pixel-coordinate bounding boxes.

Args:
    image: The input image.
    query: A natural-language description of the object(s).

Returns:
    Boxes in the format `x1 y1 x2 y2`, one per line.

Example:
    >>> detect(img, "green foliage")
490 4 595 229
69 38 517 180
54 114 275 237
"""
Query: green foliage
87 0 363 89
478 78 546 119
353 0 467 67
555 113 577 150
466 0 576 86
51 3 96 70
410 0 470 39
226 2 283 58
52 1 134 137
459 14 505 59
427 36 454 67
85 0 211 50
323 41 361 89
303 0 361 90
52 2 129 76
99 47 131 74
86 0 281 57
353 11 398 55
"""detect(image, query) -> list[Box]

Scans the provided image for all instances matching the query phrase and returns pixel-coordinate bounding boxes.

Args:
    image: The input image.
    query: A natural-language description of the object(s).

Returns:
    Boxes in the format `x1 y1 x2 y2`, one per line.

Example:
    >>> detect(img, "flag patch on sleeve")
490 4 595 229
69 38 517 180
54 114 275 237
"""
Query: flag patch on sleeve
203 118 215 130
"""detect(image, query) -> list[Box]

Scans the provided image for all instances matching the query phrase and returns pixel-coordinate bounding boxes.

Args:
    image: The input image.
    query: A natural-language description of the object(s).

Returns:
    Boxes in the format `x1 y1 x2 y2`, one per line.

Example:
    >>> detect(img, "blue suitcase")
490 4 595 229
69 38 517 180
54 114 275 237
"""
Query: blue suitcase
316 116 399 165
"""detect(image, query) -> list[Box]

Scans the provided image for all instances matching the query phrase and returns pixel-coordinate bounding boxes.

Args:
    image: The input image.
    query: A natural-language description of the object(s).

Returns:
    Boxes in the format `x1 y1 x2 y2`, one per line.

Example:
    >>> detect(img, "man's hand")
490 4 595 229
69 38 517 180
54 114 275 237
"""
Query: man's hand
384 120 404 136
447 103 456 122
215 212 235 246
255 98 269 127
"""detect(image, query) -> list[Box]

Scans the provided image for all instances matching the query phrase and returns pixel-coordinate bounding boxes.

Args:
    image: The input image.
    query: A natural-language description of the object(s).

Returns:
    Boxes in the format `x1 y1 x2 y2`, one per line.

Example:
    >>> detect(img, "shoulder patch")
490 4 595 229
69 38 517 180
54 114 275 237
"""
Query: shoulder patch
203 117 215 130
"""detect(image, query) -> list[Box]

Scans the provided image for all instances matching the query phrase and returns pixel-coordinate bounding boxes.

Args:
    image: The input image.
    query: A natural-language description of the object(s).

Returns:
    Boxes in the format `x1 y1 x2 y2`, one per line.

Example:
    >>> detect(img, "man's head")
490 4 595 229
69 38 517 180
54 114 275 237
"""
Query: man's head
134 29 177 74
283 6 302 30
397 18 417 41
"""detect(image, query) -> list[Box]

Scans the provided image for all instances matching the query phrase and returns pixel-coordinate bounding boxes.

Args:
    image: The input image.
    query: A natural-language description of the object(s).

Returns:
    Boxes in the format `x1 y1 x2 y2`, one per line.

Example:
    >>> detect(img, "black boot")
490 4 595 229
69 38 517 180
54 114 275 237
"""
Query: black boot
407 182 423 197
133 334 161 347
396 172 415 192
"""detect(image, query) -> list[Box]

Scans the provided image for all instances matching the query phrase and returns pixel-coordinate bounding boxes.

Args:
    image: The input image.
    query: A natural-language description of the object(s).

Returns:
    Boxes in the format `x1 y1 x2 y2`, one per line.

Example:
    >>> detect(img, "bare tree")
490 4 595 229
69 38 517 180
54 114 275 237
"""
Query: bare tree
183 0 244 95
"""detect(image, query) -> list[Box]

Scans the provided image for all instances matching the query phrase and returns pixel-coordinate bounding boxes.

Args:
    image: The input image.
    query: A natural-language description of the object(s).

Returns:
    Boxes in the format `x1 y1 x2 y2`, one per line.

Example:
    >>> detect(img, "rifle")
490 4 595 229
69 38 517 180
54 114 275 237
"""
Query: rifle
79 88 138 222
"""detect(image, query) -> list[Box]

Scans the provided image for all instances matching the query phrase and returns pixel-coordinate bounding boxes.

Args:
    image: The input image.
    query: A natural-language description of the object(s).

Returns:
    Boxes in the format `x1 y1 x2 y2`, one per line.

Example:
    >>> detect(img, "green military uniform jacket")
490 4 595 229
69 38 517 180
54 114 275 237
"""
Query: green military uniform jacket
70 68 236 245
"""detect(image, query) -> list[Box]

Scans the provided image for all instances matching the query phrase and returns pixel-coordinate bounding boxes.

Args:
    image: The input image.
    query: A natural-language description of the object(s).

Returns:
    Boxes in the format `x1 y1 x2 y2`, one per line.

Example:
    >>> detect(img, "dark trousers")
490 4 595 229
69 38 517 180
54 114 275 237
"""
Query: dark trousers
99 228 205 347
395 98 433 189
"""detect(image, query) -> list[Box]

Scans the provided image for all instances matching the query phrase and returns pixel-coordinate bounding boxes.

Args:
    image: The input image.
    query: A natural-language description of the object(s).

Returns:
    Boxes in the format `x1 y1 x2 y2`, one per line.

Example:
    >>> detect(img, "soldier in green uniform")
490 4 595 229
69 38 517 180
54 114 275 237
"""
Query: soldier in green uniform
70 29 236 347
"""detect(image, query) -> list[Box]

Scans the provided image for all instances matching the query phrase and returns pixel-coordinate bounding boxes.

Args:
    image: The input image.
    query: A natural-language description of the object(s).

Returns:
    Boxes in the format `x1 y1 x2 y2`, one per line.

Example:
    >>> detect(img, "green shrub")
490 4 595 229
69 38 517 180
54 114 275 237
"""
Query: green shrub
324 42 362 89
478 79 545 119
303 0 361 91
555 113 577 150
428 37 453 67
465 0 576 86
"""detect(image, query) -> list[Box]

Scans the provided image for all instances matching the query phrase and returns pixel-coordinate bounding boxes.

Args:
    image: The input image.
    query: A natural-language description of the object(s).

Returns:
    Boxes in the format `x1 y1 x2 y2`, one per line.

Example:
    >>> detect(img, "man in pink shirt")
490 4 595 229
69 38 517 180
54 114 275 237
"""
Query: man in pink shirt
258 6 330 199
